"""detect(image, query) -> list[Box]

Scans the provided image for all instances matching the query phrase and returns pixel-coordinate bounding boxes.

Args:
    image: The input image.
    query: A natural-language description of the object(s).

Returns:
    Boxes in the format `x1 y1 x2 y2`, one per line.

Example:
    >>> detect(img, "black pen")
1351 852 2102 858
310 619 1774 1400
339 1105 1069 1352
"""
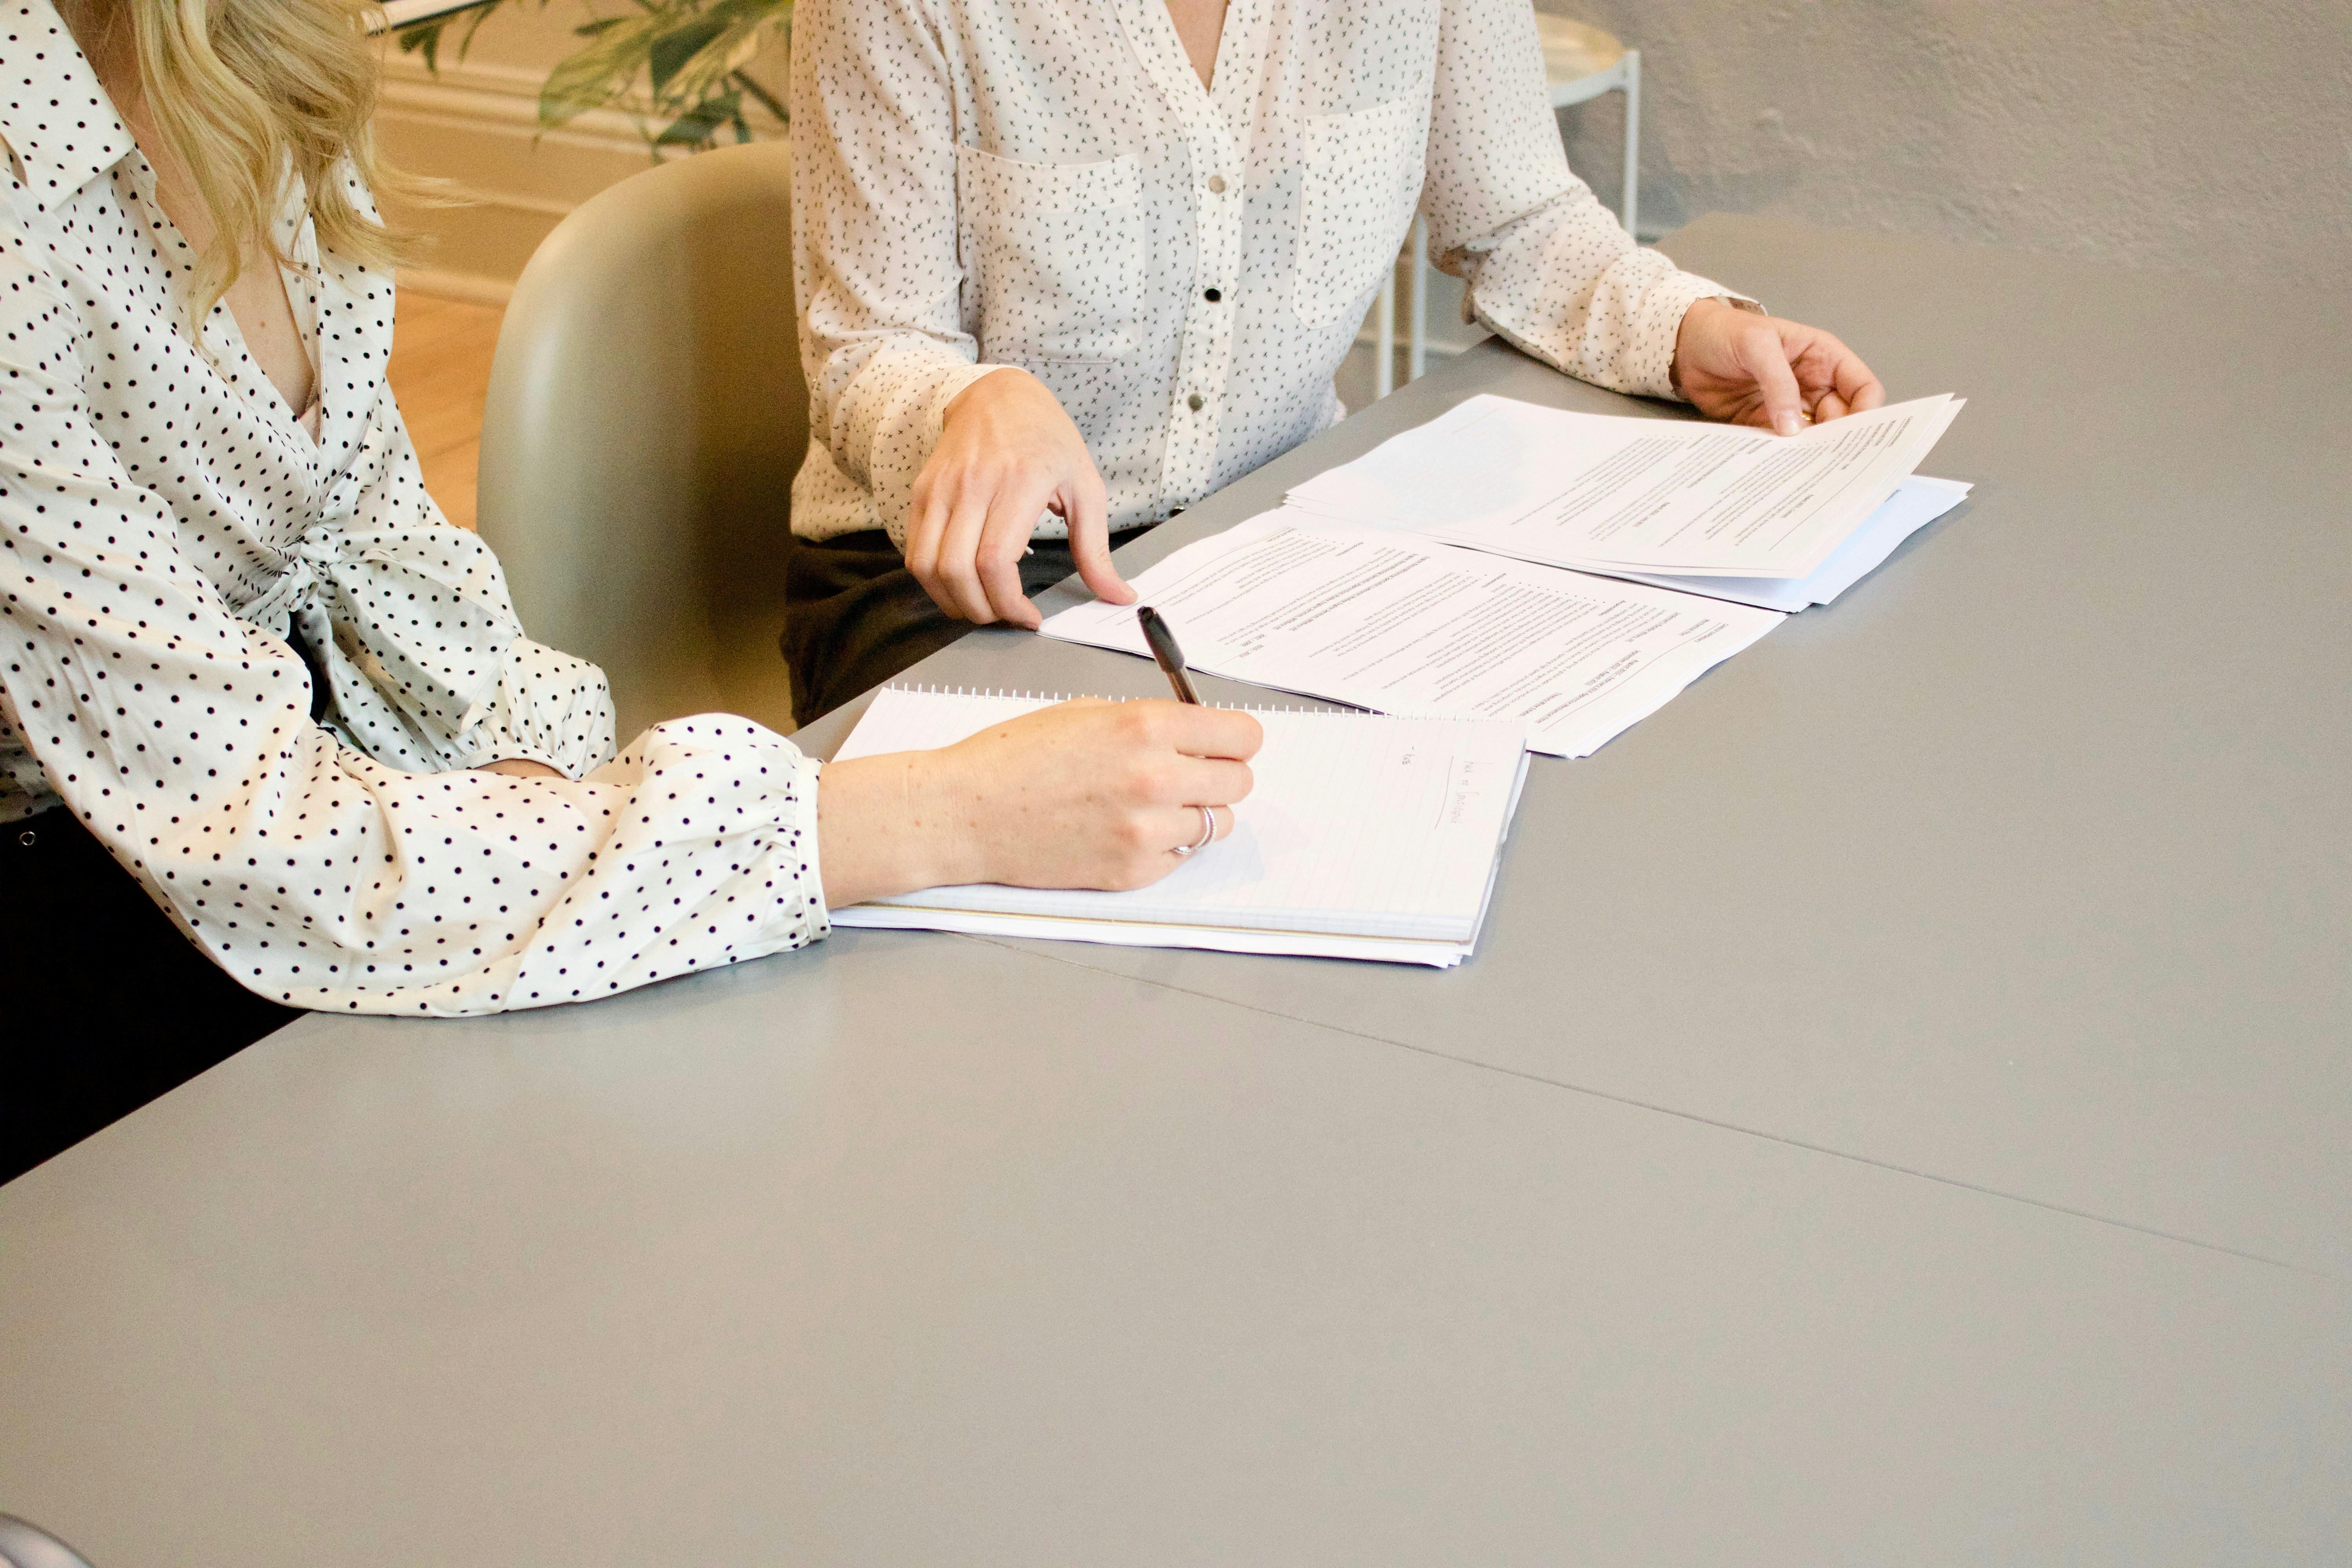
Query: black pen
1136 606 1201 705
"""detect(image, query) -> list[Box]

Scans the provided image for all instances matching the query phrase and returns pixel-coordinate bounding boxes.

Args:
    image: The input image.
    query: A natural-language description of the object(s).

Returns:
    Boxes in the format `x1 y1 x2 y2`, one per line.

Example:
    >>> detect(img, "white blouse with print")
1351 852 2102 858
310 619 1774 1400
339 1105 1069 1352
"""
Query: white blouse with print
789 0 1745 545
0 0 826 1015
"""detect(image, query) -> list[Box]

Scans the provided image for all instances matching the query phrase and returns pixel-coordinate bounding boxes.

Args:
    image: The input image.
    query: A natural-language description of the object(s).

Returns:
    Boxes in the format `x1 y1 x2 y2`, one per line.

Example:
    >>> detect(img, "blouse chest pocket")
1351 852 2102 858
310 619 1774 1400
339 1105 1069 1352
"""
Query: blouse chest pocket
1292 94 1425 329
957 146 1145 361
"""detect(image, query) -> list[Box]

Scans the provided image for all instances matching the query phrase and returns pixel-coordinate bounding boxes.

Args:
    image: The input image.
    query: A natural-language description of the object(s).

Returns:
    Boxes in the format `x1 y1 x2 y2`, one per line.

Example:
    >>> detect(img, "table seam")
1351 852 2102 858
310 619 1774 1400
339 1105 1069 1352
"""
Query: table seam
964 935 2338 1283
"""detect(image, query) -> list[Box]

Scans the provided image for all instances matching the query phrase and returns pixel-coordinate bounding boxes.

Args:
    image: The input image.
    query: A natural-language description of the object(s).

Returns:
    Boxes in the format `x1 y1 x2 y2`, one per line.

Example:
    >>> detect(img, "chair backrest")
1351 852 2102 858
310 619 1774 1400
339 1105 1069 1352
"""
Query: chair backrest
476 140 806 738
0 1514 98 1568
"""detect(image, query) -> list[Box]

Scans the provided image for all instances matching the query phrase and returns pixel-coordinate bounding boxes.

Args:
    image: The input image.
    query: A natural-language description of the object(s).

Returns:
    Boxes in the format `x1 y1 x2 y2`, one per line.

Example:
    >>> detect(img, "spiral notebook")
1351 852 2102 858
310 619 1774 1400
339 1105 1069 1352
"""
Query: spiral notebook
828 687 1532 967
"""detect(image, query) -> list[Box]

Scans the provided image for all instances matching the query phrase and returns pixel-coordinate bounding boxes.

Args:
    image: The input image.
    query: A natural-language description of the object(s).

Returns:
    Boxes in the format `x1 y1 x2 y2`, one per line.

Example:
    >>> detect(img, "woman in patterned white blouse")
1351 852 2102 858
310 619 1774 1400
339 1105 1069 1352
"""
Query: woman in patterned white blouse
784 0 1888 719
0 0 1259 1182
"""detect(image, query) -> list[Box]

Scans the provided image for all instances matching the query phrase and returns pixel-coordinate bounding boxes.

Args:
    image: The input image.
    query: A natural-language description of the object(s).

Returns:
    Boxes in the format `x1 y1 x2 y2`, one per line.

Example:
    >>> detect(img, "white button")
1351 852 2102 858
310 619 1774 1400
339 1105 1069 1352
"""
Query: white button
1207 175 1228 194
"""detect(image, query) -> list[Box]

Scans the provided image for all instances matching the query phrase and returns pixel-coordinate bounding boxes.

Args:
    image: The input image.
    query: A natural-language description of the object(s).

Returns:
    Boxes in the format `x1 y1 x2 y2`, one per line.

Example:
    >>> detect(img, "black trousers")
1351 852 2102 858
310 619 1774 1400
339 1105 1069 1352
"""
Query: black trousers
0 809 301 1185
782 526 1152 726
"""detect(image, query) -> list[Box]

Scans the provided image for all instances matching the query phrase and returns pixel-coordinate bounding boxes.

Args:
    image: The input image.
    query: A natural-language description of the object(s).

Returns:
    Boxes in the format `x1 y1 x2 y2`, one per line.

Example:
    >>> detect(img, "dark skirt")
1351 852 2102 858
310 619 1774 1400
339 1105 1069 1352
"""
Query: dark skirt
0 808 301 1185
781 525 1151 726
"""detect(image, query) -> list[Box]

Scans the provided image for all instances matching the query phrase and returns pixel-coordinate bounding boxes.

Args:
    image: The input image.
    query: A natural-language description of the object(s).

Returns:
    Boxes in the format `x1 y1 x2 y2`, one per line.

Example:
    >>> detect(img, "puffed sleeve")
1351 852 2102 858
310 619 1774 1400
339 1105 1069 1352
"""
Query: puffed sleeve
0 225 830 1016
790 0 1002 544
1422 0 1748 401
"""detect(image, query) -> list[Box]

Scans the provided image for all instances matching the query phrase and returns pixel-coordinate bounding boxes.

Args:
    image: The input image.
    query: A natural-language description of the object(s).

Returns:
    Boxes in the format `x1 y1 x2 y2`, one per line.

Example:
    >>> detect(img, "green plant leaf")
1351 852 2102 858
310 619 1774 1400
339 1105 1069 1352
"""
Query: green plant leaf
539 9 670 126
729 67 787 125
649 13 732 94
394 18 451 73
640 7 772 115
532 0 793 139
397 0 517 73
654 89 742 148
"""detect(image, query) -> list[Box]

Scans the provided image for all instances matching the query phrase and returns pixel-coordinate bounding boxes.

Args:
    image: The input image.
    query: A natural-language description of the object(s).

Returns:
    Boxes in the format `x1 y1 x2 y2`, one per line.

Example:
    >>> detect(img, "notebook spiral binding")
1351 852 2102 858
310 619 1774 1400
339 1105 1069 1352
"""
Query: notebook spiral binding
880 682 1366 716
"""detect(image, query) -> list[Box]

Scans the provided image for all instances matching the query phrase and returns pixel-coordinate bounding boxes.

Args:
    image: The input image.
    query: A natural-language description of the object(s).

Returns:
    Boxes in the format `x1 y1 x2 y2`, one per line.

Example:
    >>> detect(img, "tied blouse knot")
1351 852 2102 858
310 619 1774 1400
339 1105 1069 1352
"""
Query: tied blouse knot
1 0 828 1015
240 515 519 739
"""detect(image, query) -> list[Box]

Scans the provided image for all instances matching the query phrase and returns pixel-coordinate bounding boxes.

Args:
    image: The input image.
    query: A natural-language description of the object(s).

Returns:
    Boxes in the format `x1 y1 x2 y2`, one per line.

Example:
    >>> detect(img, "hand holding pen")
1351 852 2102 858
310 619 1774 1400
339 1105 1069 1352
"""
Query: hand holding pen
1137 605 1239 856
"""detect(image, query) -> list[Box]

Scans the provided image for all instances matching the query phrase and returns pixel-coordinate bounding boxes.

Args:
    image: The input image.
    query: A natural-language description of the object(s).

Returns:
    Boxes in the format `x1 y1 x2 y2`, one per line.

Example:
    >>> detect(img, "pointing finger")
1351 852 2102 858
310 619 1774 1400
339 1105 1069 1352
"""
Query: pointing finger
1065 470 1135 608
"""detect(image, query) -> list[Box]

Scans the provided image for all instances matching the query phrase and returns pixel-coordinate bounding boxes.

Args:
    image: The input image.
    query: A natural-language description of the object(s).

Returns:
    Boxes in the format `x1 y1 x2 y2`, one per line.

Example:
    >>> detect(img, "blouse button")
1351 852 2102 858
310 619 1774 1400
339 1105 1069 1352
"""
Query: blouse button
1203 287 1222 303
1187 393 1206 412
1207 175 1228 194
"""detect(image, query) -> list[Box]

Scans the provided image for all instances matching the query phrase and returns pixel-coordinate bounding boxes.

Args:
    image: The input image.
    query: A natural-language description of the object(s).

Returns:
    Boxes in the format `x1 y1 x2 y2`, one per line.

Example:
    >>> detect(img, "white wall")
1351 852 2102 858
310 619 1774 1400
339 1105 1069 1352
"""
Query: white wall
381 2 2351 305
1544 0 2352 292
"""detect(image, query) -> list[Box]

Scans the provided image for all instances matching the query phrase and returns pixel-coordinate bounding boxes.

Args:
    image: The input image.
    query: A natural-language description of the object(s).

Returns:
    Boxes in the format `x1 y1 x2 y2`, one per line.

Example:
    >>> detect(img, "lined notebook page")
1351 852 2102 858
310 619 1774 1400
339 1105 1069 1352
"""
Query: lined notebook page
832 689 1529 943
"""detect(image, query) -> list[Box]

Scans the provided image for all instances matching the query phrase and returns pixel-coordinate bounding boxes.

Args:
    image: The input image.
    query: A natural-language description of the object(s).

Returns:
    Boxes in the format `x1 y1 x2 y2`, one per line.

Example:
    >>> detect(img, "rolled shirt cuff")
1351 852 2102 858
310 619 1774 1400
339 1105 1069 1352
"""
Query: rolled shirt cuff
1626 270 1760 403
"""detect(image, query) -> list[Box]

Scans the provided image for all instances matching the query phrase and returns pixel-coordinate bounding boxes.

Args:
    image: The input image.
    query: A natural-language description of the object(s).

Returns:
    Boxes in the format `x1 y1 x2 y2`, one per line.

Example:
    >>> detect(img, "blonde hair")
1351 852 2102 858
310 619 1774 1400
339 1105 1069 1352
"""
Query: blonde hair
123 0 421 319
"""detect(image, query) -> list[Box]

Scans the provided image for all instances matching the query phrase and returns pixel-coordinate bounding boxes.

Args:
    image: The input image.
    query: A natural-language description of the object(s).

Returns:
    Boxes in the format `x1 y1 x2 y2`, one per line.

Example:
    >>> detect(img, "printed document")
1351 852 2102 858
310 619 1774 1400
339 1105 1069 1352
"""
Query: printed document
1593 475 1973 612
1040 510 1783 758
1287 392 1963 579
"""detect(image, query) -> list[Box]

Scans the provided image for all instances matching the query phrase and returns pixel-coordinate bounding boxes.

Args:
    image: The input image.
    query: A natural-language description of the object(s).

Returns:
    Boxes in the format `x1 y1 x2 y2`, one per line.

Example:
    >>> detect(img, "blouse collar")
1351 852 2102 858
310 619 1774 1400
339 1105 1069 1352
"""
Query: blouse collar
0 0 138 216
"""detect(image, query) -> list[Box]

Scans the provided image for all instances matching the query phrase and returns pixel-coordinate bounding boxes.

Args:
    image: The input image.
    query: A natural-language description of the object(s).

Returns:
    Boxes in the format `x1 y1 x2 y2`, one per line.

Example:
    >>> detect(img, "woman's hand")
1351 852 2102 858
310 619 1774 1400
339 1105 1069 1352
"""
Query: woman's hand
905 368 1138 630
1672 298 1886 436
815 699 1262 906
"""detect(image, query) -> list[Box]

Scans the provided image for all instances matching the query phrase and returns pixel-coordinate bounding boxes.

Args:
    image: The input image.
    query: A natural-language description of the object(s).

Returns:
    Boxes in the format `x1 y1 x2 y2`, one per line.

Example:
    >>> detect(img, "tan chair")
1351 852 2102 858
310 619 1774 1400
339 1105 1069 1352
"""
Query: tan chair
476 140 805 740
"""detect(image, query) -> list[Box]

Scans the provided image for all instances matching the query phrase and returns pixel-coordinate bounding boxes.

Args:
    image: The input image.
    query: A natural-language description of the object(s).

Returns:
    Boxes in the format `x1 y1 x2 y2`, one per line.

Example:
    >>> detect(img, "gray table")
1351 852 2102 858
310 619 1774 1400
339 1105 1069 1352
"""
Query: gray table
3 216 2346 1566
805 213 2352 1279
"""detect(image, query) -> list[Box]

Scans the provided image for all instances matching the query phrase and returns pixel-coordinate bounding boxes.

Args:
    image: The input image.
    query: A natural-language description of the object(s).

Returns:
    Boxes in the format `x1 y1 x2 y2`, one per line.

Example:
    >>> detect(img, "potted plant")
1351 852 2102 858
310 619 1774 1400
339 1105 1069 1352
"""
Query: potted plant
396 0 791 154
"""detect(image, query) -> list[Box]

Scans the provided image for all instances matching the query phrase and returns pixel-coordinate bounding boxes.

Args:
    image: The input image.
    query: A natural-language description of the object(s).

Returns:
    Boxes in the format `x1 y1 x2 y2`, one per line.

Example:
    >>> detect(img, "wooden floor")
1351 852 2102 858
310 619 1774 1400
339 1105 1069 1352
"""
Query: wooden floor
385 291 505 532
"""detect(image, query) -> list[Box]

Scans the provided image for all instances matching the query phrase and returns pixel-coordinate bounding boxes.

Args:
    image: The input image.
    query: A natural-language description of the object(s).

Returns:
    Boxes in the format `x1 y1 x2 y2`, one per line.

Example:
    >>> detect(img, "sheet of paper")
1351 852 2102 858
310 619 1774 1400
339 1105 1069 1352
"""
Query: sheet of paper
831 689 1530 951
1039 509 1783 758
1587 475 1975 611
1286 392 1963 579
832 902 1477 967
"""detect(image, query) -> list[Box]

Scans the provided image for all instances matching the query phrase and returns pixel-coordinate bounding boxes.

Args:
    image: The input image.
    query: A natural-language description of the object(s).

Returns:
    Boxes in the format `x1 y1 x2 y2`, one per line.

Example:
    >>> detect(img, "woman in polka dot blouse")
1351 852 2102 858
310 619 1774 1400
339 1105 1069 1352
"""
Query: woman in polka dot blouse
782 0 1887 719
0 0 1259 1181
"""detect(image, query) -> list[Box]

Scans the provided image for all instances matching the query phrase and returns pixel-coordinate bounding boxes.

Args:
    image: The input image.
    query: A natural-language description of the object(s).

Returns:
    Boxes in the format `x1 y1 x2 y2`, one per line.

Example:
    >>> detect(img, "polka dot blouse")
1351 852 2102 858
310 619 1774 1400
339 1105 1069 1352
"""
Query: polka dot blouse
0 2 827 1016
788 0 1746 547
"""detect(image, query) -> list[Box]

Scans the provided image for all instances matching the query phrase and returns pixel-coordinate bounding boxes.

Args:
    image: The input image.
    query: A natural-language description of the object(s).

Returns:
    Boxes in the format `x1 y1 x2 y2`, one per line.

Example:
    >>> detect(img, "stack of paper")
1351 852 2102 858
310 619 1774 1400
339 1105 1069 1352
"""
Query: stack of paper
829 688 1531 967
1042 392 1967 751
1042 512 1782 758
1286 392 1965 587
1599 474 1972 612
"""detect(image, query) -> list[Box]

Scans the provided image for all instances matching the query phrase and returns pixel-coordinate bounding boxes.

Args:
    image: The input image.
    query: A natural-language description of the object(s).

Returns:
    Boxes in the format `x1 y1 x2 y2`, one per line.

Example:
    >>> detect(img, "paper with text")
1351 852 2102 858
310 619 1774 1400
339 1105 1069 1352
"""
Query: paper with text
1287 392 1963 579
1040 511 1783 757
1582 475 1974 611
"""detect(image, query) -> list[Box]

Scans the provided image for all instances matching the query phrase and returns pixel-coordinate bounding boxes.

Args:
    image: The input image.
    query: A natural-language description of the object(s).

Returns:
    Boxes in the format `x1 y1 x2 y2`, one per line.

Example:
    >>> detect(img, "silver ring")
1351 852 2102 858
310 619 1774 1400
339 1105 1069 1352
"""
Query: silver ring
1172 804 1217 857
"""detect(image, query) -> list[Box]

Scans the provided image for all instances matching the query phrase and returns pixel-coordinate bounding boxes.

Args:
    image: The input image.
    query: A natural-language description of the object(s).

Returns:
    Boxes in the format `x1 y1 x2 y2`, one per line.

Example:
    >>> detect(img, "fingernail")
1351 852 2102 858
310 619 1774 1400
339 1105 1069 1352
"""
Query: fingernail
1773 413 1802 437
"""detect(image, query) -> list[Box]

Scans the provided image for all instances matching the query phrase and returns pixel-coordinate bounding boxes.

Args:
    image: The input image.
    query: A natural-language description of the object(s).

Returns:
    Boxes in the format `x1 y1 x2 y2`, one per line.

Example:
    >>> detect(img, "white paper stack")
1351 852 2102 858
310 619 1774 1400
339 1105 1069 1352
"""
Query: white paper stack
1595 474 1973 612
830 688 1531 967
1042 391 1967 762
1286 392 1966 586
1041 511 1783 758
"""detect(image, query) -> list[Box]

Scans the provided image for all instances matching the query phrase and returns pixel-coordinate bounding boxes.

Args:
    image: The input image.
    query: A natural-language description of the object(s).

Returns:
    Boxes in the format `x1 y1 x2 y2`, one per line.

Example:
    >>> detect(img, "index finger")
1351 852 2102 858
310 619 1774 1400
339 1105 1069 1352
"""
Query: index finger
1063 470 1136 608
1134 699 1264 761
